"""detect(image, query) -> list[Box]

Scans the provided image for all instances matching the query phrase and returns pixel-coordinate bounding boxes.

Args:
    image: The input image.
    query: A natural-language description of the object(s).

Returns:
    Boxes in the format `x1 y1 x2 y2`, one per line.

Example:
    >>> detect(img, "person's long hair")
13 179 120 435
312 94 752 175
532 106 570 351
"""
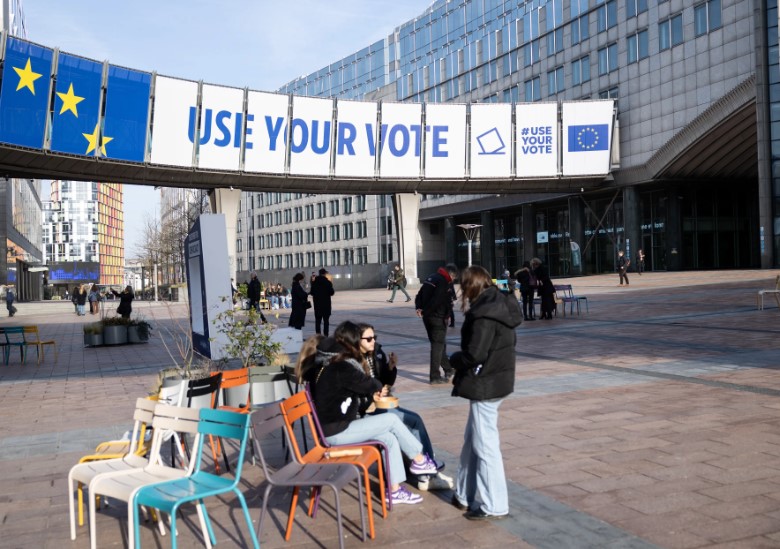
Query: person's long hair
334 320 369 373
294 334 324 383
459 265 494 311
356 322 375 358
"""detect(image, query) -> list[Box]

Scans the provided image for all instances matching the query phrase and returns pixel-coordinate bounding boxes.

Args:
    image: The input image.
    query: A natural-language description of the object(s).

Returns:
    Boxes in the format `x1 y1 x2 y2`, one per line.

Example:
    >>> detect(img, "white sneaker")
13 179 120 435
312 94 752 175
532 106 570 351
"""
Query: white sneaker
418 473 454 491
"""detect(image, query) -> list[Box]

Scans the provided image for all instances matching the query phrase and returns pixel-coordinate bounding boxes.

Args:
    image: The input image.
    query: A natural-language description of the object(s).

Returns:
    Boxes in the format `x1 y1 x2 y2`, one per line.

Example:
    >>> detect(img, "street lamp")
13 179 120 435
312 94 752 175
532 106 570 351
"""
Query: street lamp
457 224 482 266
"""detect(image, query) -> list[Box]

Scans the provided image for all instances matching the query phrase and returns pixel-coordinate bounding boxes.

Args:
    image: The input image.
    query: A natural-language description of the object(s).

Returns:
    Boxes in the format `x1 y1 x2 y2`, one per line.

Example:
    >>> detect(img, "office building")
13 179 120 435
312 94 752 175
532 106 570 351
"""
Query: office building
237 0 778 281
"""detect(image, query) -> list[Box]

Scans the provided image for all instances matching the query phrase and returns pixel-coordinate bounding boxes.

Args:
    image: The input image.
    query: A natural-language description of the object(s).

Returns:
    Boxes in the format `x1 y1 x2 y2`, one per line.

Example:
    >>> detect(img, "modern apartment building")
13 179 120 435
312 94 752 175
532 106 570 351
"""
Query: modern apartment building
43 181 124 295
239 0 777 281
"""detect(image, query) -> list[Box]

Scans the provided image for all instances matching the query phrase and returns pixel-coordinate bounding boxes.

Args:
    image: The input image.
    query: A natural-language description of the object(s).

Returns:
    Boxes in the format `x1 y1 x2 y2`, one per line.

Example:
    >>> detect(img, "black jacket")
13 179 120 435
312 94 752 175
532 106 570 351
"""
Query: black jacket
414 267 453 319
288 280 308 328
247 277 262 301
309 275 334 314
365 342 397 387
450 286 523 401
305 338 382 437
111 289 134 315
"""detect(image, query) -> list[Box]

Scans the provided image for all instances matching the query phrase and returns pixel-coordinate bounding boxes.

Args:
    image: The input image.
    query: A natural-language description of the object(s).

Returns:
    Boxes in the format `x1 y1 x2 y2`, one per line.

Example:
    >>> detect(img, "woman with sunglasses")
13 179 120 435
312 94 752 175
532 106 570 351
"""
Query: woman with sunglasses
296 321 439 505
356 323 453 491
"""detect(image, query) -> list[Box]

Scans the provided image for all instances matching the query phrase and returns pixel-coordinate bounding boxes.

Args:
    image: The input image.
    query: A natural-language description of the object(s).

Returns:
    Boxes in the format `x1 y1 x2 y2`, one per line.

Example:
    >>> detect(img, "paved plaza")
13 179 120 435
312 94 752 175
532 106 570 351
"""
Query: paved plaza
1 270 779 548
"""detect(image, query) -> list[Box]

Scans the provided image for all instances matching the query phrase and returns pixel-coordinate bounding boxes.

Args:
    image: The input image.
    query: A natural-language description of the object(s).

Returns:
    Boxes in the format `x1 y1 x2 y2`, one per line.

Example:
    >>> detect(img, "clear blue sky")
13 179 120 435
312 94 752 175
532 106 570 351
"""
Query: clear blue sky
25 0 430 257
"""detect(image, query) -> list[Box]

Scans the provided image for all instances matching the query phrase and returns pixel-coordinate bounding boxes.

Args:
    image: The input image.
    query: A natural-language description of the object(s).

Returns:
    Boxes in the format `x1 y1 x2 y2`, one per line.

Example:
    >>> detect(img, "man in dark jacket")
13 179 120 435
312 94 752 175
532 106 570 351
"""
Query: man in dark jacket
415 263 459 384
309 268 335 336
247 272 262 310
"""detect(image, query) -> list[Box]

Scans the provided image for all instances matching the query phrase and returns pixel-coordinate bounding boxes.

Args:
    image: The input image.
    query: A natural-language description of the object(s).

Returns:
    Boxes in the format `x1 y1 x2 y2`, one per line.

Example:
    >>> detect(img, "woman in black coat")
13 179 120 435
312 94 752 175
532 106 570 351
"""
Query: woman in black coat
514 261 537 321
111 285 134 319
531 257 555 320
288 272 309 329
450 266 522 520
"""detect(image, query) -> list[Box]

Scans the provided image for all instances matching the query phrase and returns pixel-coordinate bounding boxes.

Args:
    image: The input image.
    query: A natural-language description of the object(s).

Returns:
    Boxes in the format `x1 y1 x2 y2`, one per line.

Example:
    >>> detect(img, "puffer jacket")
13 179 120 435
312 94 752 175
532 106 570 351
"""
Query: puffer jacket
304 338 382 437
450 285 523 401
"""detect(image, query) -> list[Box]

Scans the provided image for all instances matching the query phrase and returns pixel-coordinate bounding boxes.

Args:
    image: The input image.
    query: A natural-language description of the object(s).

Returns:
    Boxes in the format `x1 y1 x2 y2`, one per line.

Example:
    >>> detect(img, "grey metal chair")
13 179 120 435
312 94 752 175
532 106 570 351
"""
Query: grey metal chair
250 403 366 549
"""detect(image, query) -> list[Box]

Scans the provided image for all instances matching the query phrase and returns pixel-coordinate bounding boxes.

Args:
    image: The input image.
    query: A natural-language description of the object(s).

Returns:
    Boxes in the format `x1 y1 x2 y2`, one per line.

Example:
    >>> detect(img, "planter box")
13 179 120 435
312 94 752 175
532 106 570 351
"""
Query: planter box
87 332 104 347
103 325 128 345
127 326 150 343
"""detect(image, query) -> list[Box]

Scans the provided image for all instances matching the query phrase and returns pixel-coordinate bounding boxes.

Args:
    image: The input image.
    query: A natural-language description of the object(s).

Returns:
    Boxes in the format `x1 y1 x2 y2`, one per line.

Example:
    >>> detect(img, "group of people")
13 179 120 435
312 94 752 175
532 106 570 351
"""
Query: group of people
69 284 134 318
296 263 521 520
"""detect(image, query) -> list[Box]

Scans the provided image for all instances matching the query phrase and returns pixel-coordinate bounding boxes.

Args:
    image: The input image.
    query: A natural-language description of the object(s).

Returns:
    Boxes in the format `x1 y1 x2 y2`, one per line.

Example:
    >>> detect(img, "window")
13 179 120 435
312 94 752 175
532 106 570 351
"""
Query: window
547 66 564 95
626 0 648 19
329 200 339 217
317 202 326 218
546 28 563 56
356 195 366 212
236 239 242 253
627 29 649 63
317 227 327 243
330 250 341 266
598 86 619 99
356 220 368 238
694 0 721 36
524 77 541 102
342 197 353 214
330 225 340 241
598 43 618 75
523 40 540 67
571 15 589 45
343 222 354 240
596 0 617 33
572 55 590 85
659 14 684 50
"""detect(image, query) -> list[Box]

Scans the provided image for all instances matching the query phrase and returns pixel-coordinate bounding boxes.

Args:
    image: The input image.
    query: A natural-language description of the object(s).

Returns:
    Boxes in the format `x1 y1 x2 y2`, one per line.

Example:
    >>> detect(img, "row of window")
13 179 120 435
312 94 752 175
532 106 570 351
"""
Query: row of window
244 247 371 271
239 220 370 253
242 195 370 231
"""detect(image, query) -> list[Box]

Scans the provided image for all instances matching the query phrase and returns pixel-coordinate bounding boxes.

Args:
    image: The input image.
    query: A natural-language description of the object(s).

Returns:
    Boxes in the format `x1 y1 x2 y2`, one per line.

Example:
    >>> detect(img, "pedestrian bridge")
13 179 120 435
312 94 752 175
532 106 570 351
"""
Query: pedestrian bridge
0 34 616 194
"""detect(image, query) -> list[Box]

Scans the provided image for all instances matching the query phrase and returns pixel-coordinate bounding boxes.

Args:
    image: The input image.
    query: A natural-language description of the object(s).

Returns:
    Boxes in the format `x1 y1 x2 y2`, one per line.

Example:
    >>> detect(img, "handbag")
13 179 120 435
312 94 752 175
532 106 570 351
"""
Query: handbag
305 300 312 309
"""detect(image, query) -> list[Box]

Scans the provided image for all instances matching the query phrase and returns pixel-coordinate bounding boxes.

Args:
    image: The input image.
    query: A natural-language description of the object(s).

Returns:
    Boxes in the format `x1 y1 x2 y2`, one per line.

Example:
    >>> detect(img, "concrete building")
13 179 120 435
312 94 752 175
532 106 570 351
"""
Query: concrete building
42 181 124 296
237 0 777 281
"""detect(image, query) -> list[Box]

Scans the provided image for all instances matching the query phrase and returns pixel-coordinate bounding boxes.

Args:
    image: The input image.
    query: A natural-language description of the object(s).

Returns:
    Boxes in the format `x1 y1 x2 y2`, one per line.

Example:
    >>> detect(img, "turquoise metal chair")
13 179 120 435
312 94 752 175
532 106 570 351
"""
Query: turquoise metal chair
131 408 259 549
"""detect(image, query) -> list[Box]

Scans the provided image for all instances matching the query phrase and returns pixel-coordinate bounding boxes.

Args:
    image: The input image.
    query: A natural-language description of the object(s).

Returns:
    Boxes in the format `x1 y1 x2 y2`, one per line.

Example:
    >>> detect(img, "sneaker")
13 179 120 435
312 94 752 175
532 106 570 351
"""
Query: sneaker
405 298 411 302
421 473 454 491
430 378 448 385
387 485 423 505
409 454 438 475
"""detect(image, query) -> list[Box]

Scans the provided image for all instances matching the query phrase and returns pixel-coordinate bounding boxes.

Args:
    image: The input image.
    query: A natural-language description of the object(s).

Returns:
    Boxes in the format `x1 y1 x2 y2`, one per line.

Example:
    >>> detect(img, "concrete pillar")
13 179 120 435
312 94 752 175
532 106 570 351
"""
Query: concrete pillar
208 188 241 279
444 216 457 265
480 210 494 272
391 193 421 284
568 196 586 275
623 186 641 269
667 190 682 271
522 204 535 261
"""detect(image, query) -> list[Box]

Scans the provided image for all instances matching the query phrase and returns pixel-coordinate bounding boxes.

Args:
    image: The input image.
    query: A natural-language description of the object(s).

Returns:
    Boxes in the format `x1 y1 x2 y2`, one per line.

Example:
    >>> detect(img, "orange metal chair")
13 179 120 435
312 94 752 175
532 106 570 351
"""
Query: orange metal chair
212 367 252 472
279 391 387 540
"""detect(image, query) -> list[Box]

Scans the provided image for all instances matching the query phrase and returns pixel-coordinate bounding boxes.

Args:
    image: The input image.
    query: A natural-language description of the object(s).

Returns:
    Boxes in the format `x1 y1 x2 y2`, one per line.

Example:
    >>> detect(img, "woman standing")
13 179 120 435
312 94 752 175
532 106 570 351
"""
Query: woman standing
88 284 100 315
296 321 439 504
288 272 309 329
531 257 555 320
75 284 88 316
450 266 523 520
514 261 537 321
111 285 134 319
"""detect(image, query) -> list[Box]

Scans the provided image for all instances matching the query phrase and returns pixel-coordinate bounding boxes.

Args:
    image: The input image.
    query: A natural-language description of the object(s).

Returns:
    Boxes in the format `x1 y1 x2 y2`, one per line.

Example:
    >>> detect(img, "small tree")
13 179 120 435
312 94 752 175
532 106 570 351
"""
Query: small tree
212 287 282 369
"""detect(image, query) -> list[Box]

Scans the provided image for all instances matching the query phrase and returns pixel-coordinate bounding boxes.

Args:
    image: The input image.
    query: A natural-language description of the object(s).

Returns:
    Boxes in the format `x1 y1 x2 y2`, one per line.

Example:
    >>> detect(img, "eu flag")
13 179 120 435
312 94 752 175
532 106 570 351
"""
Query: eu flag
103 66 151 162
0 37 53 148
50 53 103 156
567 124 609 152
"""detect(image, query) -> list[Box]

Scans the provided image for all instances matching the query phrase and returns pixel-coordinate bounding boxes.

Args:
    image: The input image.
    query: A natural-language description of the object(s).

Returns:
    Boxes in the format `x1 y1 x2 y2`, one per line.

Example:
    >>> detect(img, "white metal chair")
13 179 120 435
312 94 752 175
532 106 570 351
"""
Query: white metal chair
757 275 780 310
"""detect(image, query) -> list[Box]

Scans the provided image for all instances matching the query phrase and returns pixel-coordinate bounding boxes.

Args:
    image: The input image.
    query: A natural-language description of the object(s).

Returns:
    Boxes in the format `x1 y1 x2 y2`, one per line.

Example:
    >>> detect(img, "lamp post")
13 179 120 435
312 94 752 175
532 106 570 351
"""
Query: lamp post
457 224 482 266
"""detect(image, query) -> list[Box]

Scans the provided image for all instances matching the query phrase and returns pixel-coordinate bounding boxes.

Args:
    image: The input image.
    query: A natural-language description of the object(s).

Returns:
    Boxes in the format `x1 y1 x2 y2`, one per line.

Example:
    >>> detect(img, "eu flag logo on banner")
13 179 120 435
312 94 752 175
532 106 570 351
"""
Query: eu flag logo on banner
50 53 106 156
567 124 609 152
103 66 151 163
0 37 53 148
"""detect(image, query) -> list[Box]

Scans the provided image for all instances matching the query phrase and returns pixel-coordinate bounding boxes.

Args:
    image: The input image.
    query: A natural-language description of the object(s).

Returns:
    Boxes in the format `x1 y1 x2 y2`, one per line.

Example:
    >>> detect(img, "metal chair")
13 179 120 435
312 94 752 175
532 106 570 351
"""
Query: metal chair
171 372 222 468
250 403 366 549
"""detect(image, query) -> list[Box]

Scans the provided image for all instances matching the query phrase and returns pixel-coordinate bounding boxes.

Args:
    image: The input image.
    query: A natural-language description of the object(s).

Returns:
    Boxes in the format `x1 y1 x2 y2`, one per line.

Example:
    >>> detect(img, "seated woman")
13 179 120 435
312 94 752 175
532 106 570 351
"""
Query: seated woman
296 321 438 505
355 322 453 491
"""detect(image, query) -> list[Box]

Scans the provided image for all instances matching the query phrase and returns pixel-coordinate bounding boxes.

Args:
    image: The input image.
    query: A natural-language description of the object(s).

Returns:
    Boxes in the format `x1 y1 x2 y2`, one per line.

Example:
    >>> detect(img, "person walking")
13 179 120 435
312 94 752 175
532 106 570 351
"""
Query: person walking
88 284 100 315
310 268 335 336
447 281 457 328
531 258 555 319
450 265 522 521
414 263 459 385
111 285 134 319
288 272 309 330
514 261 537 321
5 285 15 317
247 272 262 310
386 264 411 303
636 249 645 275
617 250 630 286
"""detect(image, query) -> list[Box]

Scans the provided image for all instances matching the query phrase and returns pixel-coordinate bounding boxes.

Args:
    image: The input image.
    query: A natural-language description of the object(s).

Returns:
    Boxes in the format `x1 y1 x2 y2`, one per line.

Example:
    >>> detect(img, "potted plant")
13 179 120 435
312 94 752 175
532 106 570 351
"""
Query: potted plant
83 322 103 347
128 318 153 343
101 316 129 345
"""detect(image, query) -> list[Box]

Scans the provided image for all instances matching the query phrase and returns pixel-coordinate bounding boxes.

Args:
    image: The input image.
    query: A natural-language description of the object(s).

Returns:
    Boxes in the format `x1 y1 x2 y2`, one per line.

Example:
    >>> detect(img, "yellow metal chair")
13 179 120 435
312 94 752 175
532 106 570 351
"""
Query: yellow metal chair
22 325 57 363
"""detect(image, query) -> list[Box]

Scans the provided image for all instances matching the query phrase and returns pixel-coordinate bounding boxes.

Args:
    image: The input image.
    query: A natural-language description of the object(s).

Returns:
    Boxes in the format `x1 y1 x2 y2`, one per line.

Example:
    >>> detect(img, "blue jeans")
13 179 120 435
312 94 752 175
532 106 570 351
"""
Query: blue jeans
455 399 508 516
326 412 423 486
371 406 435 460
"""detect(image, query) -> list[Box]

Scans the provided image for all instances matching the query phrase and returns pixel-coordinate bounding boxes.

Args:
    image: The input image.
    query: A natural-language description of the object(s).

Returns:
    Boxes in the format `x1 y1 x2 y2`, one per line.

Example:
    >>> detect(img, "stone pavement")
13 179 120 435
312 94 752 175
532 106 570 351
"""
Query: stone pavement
1 269 780 548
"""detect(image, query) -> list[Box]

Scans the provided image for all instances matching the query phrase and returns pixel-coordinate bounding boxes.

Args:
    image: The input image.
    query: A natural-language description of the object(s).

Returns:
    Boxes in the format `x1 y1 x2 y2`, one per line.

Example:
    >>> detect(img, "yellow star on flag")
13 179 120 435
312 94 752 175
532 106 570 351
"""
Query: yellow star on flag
56 83 85 117
83 122 113 156
13 58 43 95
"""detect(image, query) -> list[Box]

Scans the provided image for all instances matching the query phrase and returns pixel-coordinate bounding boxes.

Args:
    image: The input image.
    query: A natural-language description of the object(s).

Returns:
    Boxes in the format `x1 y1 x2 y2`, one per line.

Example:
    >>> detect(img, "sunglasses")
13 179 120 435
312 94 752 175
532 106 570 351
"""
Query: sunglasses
361 336 377 342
